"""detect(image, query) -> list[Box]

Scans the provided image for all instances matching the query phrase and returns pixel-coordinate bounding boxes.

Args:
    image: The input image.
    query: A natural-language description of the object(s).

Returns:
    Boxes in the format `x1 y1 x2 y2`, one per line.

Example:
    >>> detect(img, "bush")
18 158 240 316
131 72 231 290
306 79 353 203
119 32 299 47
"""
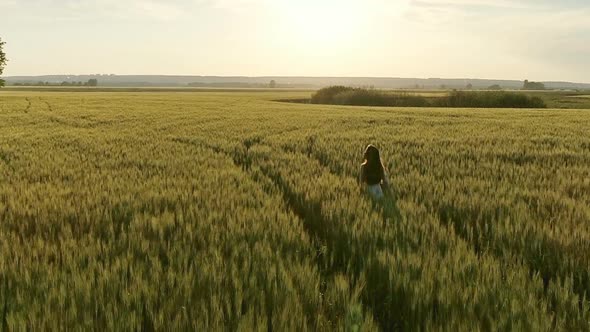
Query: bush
311 86 430 107
310 86 546 109
437 91 546 108
310 86 354 104
332 88 390 106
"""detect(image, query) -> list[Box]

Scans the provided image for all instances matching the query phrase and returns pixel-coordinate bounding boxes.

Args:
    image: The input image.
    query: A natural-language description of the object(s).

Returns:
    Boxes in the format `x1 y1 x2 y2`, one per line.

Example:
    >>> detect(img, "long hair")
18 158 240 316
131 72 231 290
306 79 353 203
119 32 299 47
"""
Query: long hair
362 145 385 183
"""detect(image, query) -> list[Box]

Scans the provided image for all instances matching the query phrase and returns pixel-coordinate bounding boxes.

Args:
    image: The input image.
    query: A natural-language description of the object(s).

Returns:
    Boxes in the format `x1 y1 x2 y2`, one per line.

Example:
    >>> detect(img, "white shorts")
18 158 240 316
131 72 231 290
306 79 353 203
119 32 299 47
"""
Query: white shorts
367 184 384 200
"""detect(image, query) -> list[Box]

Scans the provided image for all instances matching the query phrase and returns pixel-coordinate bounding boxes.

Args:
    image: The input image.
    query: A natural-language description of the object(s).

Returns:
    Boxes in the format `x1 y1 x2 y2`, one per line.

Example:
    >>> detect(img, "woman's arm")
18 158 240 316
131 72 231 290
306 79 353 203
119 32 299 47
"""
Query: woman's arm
359 165 366 192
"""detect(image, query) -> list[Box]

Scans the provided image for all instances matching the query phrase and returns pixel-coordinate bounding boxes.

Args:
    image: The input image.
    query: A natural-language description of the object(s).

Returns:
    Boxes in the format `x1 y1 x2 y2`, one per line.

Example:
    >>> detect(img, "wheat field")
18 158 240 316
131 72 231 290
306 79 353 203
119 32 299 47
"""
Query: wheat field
0 91 589 331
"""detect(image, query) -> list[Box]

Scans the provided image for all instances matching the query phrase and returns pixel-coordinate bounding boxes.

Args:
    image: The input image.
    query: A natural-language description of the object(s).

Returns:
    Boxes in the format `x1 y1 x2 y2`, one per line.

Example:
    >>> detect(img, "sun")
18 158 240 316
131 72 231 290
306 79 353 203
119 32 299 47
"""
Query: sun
279 0 367 45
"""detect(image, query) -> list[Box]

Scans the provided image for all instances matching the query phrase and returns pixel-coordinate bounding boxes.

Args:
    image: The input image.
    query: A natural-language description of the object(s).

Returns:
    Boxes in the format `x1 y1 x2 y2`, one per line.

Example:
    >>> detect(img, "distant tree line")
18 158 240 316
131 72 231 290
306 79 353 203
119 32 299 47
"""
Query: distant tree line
407 80 549 91
12 79 98 87
186 80 315 89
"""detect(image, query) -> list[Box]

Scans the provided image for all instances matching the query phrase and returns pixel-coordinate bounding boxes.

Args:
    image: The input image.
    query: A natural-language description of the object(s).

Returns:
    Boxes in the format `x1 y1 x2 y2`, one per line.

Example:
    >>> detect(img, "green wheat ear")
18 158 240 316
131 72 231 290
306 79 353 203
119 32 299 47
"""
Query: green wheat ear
345 304 364 332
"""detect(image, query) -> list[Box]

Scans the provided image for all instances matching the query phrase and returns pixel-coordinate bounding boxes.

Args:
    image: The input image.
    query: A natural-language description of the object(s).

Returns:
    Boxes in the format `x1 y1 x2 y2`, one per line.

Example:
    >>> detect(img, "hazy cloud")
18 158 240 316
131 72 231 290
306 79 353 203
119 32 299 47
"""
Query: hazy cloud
1 0 189 21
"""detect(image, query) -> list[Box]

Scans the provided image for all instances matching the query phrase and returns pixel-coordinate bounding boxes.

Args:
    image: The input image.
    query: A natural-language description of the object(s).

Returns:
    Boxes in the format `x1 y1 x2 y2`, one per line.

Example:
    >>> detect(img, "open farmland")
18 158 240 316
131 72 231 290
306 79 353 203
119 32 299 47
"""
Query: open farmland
1 90 589 330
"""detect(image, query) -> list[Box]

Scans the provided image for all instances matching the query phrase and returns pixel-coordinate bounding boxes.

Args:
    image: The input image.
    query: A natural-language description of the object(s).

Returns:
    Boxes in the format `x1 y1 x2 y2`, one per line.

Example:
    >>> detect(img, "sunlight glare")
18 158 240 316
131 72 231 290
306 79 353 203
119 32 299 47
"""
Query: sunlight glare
280 0 367 45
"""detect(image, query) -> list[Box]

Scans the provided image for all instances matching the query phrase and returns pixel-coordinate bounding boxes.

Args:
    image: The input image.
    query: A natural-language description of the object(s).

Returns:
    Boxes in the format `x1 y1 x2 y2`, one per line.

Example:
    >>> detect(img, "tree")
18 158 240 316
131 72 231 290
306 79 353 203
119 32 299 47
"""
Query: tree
0 37 7 87
488 84 502 90
523 79 545 90
466 83 473 90
269 80 277 88
87 79 98 87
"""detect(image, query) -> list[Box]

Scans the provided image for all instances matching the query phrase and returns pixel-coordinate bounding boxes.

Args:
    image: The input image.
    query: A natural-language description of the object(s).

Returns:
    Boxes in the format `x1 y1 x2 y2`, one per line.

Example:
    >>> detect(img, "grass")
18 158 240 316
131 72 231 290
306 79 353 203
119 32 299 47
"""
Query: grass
0 90 589 330
526 91 590 109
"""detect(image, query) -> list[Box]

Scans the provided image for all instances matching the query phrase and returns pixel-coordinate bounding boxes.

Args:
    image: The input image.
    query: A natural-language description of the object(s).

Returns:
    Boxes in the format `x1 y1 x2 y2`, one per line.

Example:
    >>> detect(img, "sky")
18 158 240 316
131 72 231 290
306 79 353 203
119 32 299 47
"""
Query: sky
1 0 589 82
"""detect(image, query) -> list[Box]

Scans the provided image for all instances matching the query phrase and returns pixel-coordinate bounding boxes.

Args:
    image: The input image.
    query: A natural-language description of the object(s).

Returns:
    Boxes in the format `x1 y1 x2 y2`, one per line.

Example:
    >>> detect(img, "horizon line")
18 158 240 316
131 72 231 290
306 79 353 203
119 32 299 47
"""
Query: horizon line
4 74 590 85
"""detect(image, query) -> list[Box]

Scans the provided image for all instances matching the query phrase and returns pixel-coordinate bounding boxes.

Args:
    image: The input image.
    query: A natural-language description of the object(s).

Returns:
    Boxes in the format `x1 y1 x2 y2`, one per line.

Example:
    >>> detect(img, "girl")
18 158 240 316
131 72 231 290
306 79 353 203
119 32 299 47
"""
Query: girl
359 145 390 200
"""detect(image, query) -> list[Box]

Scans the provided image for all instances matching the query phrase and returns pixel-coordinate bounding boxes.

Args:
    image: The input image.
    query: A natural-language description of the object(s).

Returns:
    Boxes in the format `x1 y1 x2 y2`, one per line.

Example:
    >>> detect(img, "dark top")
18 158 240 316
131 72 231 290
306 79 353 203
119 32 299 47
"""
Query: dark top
360 164 385 186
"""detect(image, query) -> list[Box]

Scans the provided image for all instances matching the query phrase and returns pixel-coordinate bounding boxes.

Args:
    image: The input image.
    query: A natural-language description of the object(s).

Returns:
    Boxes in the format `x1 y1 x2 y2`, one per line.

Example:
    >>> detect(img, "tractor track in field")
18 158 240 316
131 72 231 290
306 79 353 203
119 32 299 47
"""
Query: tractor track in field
23 97 31 114
170 135 330 267
40 98 54 112
302 142 590 313
170 134 421 330
169 136 348 330
170 134 585 329
20 97 50 114
170 135 346 275
229 140 406 330
234 138 412 330
249 145 433 331
173 134 448 330
275 140 589 329
0 149 16 171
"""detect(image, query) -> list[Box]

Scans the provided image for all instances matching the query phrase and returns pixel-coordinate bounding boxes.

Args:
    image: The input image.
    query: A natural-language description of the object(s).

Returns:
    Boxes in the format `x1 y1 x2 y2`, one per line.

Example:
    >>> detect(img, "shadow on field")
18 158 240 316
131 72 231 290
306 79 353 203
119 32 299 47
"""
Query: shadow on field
378 189 402 226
